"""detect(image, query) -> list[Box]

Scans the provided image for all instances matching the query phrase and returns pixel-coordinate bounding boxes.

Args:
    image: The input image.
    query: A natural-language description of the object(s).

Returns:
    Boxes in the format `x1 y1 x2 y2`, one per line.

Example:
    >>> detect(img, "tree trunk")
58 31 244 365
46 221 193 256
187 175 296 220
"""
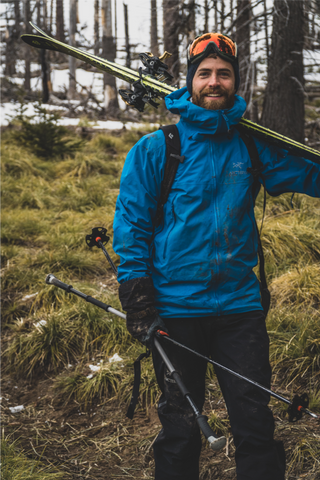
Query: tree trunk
263 0 269 69
236 0 252 117
68 0 77 100
214 0 218 31
163 0 180 83
124 3 130 68
186 0 196 42
6 0 22 76
221 0 225 33
150 0 159 56
101 0 119 112
261 0 305 143
94 0 100 55
5 28 15 76
203 0 208 33
23 0 31 91
40 0 50 103
56 0 65 42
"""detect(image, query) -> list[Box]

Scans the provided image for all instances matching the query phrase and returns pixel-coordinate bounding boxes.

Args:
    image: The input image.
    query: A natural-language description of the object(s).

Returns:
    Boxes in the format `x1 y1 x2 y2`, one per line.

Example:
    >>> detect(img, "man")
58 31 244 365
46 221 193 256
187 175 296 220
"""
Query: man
113 33 320 480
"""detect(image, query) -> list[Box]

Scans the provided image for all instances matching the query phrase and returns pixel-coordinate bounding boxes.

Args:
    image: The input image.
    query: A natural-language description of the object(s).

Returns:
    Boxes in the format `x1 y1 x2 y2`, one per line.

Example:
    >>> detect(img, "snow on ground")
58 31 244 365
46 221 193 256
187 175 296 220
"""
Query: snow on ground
0 100 159 130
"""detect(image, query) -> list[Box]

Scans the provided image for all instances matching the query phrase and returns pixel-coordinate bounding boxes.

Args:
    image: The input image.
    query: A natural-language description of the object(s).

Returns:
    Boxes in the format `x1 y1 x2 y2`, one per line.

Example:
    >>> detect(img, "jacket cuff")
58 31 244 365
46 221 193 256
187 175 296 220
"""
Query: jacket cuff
119 276 155 313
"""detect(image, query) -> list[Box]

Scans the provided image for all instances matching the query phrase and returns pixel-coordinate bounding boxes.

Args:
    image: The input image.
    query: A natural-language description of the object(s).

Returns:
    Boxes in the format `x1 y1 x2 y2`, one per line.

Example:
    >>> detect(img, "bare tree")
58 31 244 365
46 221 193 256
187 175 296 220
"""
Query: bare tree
101 0 119 112
123 3 130 68
23 0 31 91
56 0 65 42
163 0 181 83
185 0 196 41
5 2 20 76
203 0 209 33
68 0 77 99
150 0 159 56
236 0 252 117
94 0 100 55
261 0 305 143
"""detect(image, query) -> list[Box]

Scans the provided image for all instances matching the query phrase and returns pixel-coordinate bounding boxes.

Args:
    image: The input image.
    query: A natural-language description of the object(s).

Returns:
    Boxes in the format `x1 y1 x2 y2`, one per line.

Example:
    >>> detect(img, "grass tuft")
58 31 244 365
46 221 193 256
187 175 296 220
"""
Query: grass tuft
1 436 66 480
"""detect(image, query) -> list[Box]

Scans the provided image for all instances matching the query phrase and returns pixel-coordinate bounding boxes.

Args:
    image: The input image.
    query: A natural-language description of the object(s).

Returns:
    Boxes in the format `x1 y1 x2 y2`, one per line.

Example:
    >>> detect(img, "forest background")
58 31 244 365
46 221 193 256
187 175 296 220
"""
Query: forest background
1 1 320 479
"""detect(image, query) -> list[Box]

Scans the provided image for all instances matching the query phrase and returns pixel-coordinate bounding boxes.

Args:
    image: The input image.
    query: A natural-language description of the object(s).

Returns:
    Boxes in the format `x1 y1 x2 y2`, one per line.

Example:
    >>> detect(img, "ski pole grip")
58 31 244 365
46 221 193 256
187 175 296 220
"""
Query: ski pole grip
46 273 73 292
196 414 227 451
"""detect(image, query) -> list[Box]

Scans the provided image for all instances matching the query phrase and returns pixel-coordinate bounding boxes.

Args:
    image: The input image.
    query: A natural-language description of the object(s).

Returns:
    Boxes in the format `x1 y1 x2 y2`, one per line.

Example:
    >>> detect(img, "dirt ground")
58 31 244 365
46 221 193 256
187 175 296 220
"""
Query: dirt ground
1 367 320 480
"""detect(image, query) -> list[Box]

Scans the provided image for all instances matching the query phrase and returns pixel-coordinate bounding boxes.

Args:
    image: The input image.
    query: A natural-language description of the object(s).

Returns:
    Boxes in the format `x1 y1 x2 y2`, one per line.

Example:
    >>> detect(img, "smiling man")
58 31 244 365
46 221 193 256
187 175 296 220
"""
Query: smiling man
192 54 236 110
113 33 320 480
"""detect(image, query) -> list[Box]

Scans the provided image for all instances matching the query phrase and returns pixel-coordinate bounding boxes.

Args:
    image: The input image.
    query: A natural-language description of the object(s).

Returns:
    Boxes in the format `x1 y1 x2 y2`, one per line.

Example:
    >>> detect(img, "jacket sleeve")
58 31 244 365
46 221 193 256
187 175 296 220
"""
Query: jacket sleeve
113 132 167 283
255 139 320 198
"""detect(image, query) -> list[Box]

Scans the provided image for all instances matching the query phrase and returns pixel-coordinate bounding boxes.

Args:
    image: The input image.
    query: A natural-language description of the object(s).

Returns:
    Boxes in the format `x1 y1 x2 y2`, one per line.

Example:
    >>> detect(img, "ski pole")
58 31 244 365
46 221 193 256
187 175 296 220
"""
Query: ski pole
84 227 318 423
154 337 226 450
86 227 118 276
45 273 318 422
155 331 318 422
45 273 125 319
45 273 227 451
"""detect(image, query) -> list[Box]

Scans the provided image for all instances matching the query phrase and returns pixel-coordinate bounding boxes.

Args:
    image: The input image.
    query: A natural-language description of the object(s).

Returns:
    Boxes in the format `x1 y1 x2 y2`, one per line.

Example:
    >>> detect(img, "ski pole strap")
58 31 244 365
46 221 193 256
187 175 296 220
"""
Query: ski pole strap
126 348 151 420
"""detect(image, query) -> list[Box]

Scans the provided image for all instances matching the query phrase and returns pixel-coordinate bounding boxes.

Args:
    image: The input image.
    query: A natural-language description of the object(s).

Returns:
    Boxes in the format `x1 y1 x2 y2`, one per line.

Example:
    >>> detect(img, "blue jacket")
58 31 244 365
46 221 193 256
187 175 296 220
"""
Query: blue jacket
113 87 320 318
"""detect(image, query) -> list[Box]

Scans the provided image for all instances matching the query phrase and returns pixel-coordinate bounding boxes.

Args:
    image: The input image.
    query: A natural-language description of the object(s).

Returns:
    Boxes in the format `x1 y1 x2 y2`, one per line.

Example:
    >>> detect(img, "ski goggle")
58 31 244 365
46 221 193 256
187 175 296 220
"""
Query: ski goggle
188 33 238 65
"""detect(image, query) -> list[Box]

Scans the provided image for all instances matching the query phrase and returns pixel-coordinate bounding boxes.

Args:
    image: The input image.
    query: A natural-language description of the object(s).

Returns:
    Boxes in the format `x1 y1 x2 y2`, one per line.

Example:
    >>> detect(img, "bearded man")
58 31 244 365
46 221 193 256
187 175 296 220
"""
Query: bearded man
113 33 320 480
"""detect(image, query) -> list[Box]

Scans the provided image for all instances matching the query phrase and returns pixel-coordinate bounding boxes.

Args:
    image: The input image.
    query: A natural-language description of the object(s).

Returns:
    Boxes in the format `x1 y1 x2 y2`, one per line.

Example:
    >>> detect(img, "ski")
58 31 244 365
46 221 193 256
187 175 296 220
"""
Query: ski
21 24 320 165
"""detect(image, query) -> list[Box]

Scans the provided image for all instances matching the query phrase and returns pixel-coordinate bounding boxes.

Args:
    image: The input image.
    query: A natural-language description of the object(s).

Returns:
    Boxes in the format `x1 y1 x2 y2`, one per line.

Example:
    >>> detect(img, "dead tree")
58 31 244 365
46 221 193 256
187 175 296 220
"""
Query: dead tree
94 0 100 55
101 0 119 112
163 0 181 83
150 0 159 56
5 1 20 76
261 0 305 143
23 0 31 91
236 0 252 117
123 4 131 68
185 0 196 42
56 0 65 42
68 0 77 99
203 0 209 33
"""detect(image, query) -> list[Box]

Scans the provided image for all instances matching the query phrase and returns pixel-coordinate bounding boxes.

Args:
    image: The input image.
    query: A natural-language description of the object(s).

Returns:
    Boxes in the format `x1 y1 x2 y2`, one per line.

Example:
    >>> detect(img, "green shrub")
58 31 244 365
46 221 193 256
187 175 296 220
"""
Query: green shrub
9 102 84 158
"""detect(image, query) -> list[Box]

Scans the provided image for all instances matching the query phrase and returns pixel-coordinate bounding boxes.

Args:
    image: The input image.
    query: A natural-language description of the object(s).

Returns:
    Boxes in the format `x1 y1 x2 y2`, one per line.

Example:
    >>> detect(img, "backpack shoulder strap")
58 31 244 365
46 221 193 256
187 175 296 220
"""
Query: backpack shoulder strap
236 125 270 316
154 125 185 227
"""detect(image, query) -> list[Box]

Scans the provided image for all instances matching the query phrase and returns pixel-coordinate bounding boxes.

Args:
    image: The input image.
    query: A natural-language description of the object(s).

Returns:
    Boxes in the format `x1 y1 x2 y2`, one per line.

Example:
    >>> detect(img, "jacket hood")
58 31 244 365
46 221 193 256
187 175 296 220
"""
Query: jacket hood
165 87 246 136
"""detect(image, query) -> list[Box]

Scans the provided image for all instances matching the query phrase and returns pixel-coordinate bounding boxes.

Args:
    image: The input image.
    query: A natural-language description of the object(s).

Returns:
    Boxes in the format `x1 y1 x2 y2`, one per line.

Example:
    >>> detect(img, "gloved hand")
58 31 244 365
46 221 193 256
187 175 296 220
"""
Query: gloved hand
119 276 168 348
126 308 167 348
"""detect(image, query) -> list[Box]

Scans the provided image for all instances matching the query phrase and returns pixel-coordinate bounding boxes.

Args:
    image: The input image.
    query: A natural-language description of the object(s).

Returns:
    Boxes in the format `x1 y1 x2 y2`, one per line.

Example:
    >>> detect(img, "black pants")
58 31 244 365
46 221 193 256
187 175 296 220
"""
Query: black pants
152 311 286 480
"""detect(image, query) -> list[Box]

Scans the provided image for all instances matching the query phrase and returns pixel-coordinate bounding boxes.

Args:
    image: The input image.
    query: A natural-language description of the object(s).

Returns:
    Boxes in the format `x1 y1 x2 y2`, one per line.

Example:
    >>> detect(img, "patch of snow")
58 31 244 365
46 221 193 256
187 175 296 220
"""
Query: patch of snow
86 374 93 379
89 365 100 372
109 353 123 363
9 405 24 413
22 292 38 301
35 320 47 328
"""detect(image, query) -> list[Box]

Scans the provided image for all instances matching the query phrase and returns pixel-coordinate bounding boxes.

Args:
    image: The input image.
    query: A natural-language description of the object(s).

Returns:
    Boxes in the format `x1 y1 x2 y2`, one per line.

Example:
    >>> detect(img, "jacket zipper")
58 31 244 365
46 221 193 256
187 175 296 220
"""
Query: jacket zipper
210 141 221 314
163 197 176 260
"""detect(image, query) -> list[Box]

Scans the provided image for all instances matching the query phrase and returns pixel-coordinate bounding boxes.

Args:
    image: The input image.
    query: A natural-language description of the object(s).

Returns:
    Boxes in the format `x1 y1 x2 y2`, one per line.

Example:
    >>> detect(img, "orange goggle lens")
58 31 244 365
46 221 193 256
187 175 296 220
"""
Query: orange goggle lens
189 33 237 62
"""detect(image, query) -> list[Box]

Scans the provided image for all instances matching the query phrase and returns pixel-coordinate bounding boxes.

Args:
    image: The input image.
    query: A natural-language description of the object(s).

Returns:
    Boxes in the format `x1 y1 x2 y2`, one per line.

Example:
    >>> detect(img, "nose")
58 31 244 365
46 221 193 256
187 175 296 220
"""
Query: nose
207 73 220 87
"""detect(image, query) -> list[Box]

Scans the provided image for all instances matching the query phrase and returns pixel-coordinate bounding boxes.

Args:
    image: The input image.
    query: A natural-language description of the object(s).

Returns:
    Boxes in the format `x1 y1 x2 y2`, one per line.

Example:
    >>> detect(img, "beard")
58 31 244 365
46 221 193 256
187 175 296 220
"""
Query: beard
192 88 235 110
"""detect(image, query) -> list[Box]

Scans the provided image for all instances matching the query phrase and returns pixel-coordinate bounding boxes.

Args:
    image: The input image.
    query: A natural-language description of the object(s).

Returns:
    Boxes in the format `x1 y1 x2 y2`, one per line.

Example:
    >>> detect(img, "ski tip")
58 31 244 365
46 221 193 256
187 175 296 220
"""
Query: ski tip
208 435 227 451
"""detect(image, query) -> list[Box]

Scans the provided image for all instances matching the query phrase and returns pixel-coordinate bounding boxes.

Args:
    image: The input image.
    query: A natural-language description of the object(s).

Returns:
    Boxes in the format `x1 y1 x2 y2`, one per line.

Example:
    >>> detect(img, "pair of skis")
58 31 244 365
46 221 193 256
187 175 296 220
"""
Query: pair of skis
21 22 320 165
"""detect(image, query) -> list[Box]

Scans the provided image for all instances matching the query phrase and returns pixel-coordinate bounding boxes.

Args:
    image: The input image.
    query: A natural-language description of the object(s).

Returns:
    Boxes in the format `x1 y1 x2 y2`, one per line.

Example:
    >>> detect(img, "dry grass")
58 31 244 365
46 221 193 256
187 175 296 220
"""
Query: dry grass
1 123 320 478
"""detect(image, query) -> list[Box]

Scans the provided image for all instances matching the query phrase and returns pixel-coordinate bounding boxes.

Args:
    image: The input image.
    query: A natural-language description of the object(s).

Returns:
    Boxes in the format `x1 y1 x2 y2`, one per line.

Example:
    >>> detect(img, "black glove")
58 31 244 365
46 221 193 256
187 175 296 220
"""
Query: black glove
119 276 168 348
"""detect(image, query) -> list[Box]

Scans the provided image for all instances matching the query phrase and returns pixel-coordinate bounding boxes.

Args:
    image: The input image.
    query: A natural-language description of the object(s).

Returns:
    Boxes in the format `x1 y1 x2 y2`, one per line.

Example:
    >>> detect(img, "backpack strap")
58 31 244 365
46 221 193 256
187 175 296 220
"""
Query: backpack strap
154 125 185 228
236 126 270 316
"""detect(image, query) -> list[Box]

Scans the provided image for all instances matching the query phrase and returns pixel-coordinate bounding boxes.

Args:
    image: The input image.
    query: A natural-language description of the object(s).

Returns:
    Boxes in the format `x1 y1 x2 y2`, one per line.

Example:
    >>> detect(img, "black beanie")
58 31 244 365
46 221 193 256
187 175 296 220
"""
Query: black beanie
186 54 240 96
